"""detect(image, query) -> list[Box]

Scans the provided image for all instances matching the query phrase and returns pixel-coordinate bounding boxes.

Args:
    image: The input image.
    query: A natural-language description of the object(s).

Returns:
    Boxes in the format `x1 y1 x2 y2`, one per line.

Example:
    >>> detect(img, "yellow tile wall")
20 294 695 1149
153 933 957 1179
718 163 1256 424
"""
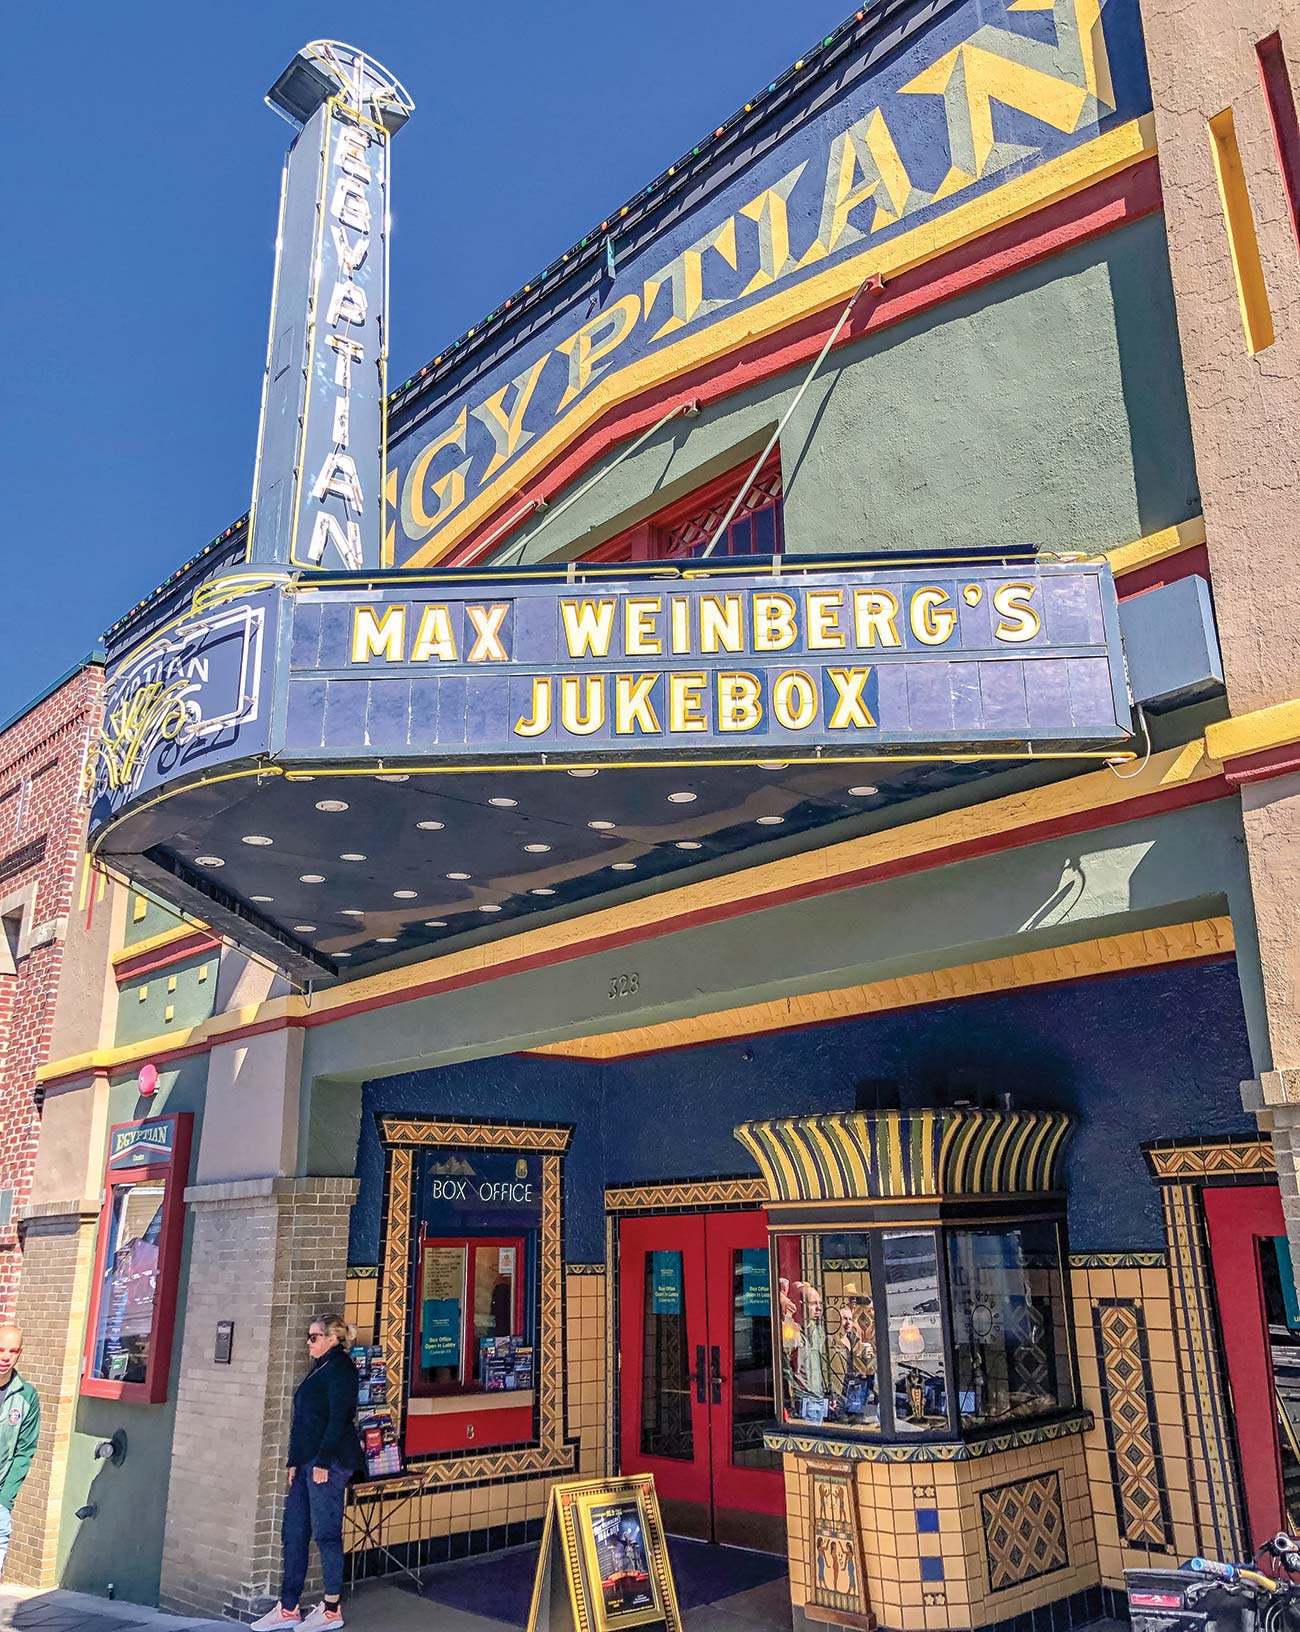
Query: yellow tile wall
1072 1261 1194 1586
787 1434 1097 1632
343 1268 606 1559
344 1270 378 1344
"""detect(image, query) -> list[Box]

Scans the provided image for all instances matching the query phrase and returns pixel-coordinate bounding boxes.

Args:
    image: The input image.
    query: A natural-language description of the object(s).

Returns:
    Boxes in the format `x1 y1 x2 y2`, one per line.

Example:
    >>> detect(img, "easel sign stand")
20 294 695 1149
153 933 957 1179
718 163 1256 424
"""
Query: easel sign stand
526 1474 683 1632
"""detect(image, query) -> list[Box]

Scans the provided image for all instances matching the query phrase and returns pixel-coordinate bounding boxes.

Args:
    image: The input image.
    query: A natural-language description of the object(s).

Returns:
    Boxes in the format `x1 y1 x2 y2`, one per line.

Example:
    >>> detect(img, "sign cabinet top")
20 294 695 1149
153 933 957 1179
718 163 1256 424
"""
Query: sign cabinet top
267 41 414 133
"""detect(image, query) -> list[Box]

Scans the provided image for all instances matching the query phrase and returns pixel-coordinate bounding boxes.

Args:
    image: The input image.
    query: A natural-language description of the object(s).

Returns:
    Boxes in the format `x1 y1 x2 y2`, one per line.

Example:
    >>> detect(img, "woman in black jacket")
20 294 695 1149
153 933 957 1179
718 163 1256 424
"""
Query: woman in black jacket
252 1312 366 1632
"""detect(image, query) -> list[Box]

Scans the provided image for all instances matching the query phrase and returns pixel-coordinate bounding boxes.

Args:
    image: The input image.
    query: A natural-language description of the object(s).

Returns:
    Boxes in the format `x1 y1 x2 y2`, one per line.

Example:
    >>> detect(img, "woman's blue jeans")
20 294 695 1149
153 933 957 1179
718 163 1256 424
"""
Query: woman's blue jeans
280 1462 349 1608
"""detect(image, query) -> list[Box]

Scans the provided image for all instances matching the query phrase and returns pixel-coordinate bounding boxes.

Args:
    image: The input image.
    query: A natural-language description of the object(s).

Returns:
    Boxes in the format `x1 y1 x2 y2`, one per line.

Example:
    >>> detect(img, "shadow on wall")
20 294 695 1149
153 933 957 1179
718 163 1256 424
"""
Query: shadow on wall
58 1410 167 1605
1107 227 1201 535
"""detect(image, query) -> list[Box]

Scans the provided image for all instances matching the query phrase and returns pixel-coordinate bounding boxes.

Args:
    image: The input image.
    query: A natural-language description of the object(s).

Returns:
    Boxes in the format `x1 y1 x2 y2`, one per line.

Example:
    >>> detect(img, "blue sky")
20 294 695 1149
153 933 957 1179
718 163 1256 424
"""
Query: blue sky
8 0 849 724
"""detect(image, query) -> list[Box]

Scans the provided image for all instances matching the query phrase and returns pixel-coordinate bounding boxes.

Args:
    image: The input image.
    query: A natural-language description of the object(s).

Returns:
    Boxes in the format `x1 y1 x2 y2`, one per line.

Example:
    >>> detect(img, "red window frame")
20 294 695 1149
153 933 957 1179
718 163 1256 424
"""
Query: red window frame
81 1113 192 1405
582 453 784 563
410 1232 528 1397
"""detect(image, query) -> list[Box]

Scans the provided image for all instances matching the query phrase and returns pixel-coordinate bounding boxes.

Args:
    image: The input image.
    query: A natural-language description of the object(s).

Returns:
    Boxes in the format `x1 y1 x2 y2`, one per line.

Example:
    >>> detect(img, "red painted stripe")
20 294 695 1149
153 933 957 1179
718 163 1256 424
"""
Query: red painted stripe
1223 741 1300 785
443 159 1162 569
1116 543 1209 599
114 932 221 984
288 768 1229 1032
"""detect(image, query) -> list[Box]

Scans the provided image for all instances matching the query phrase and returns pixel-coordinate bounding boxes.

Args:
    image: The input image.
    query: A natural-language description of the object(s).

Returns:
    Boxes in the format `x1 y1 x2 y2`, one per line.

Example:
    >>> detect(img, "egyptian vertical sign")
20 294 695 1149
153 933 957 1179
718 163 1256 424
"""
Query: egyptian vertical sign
390 0 1150 568
248 42 414 572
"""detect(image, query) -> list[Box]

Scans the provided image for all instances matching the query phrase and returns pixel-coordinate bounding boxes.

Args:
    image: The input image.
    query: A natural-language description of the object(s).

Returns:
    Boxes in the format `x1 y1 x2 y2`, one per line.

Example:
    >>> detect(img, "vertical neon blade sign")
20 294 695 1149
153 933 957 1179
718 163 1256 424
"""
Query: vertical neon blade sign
248 42 414 572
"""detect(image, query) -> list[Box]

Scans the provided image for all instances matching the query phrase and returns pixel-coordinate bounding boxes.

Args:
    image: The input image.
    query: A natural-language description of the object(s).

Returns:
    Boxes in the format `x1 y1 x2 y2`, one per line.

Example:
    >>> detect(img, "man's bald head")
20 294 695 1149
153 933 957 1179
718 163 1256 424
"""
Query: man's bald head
0 1328 23 1375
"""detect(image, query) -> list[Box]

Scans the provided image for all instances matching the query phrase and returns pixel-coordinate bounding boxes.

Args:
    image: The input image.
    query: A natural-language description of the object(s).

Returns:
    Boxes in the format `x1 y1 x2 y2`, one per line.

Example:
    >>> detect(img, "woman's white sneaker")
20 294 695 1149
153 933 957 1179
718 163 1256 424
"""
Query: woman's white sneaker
250 1606 302 1630
299 1604 344 1631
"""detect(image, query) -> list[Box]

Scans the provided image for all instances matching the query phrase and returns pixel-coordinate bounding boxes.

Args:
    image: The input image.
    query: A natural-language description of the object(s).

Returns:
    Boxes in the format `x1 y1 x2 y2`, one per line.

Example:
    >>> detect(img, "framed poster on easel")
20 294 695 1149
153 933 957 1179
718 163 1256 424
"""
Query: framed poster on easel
526 1474 682 1632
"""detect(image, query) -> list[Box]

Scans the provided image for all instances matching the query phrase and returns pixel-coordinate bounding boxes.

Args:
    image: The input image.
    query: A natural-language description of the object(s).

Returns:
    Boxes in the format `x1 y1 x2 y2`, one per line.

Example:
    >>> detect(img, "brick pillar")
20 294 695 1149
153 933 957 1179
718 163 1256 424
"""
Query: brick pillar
6 1201 99 1587
158 1176 358 1621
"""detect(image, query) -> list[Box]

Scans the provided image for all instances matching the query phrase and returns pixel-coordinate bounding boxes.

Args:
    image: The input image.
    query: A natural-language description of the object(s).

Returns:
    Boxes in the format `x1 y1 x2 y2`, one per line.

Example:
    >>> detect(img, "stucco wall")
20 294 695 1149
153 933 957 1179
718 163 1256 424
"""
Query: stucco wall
353 957 1254 1264
1141 4 1300 715
502 218 1198 567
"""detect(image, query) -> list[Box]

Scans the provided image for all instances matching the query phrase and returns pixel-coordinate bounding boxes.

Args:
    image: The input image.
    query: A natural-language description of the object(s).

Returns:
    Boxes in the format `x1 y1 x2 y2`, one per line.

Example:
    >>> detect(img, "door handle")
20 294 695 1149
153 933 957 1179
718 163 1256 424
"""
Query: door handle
710 1344 725 1406
693 1343 707 1405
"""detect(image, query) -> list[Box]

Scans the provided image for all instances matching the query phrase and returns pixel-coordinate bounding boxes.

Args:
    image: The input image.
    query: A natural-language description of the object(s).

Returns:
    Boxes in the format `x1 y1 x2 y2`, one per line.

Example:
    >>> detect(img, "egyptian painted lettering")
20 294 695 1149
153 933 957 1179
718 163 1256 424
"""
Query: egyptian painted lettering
393 0 1142 565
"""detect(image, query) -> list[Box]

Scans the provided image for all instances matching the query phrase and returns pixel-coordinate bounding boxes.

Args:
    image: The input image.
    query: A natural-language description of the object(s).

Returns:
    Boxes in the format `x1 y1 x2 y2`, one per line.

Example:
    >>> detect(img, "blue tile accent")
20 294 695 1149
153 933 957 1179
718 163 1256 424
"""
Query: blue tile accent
919 1556 945 1582
915 1508 940 1533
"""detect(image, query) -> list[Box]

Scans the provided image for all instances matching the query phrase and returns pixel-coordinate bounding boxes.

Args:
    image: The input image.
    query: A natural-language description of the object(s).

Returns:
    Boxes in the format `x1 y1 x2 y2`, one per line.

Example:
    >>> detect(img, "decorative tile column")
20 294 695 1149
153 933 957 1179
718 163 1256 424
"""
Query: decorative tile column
1142 1139 1273 1564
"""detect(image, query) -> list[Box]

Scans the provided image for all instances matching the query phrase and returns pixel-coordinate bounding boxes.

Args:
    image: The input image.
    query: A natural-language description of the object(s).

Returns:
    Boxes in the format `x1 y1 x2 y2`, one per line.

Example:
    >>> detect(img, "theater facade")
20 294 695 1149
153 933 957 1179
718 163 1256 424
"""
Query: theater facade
19 8 1300 1629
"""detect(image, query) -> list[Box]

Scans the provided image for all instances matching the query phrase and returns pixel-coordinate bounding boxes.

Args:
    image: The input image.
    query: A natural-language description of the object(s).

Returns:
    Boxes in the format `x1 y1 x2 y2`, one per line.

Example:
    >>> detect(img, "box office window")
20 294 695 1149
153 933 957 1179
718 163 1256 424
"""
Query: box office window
82 1114 192 1405
409 1148 540 1399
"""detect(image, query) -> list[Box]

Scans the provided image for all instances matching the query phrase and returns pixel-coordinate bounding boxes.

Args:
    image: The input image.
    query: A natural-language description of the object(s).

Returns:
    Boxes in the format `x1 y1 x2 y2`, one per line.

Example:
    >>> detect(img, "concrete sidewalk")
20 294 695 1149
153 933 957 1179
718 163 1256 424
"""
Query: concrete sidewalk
0 1571 796 1631
0 1586 227 1632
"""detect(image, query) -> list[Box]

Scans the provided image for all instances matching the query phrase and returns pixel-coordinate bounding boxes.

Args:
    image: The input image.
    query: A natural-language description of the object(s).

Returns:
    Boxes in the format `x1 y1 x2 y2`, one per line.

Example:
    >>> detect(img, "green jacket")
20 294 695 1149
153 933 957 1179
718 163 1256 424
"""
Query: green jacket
0 1373 39 1511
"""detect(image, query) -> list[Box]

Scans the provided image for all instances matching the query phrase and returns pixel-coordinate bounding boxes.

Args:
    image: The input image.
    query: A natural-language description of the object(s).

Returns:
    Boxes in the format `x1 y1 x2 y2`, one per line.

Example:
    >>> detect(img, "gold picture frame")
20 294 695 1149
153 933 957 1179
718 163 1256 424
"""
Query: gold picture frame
527 1474 682 1632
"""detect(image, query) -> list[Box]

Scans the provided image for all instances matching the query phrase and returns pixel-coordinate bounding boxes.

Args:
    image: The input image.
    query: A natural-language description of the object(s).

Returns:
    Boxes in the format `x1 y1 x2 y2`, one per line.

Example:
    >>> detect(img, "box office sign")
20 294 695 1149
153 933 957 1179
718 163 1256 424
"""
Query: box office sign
285 559 1131 761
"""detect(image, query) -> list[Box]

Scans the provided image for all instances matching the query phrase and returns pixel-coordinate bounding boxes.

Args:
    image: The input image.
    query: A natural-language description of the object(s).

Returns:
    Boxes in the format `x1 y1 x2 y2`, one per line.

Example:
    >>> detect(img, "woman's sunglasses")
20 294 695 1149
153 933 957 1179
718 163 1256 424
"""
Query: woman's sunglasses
306 1330 327 1343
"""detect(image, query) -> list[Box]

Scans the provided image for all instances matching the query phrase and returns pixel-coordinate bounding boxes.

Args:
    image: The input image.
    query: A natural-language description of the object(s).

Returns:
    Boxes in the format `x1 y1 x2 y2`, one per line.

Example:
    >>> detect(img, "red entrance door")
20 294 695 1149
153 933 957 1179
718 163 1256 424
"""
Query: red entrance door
619 1211 785 1551
1204 1183 1300 1544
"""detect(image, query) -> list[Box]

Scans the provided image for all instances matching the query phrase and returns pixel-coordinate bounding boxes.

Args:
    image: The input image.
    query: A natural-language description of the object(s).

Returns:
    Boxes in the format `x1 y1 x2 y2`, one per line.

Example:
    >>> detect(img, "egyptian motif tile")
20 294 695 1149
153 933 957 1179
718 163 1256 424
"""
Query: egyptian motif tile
360 1117 577 1504
1092 1299 1174 1549
809 1461 871 1620
979 1470 1069 1592
1159 1181 1248 1561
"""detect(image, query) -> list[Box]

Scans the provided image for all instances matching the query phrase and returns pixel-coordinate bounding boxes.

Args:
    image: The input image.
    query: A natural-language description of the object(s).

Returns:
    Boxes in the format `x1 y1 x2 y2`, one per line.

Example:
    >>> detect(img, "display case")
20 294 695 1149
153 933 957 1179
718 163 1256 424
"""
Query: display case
737 1107 1079 1449
774 1218 1073 1440
82 1113 193 1404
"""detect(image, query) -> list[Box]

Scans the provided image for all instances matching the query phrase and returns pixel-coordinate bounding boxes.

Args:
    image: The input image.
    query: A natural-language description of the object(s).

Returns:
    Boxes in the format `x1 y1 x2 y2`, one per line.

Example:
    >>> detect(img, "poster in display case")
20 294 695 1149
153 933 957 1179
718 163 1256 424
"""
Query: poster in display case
82 1114 193 1404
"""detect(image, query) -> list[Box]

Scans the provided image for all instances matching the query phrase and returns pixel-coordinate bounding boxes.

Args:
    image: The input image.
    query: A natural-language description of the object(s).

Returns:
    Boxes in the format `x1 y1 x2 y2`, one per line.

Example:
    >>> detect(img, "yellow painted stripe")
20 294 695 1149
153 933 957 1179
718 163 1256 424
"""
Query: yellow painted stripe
528 916 1233 1062
406 118 1158 568
1207 108 1275 355
1105 515 1206 578
112 920 212 969
1205 698 1300 764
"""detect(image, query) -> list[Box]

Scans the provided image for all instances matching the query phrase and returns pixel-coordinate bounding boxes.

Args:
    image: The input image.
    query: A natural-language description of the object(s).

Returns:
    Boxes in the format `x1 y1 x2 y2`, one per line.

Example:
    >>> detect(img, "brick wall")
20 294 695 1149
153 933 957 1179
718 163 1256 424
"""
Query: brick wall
8 1207 100 1586
159 1177 357 1620
0 665 103 1313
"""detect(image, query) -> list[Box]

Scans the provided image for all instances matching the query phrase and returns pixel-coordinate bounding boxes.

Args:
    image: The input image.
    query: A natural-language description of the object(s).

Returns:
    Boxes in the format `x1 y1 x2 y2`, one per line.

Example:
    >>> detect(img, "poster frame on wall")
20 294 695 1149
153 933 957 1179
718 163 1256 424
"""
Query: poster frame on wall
81 1113 193 1405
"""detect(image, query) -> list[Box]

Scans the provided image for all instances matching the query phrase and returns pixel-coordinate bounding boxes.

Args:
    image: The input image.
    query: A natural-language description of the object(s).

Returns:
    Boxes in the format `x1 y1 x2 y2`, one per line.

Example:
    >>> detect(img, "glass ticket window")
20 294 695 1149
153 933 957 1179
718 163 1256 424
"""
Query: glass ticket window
771 1216 1073 1441
409 1147 540 1398
775 1233 882 1432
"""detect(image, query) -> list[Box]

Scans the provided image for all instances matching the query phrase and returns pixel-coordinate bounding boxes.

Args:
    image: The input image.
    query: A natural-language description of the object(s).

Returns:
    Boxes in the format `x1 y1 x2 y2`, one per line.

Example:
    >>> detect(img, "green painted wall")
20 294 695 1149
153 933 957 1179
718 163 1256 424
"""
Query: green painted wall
509 217 1198 567
297 793 1264 1112
115 953 217 1048
56 1056 208 1604
122 891 188 948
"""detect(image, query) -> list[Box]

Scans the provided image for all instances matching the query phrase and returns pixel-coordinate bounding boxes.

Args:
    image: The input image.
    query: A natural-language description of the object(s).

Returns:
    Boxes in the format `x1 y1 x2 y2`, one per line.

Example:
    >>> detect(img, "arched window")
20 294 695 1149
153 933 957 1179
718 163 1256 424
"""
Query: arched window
582 452 784 563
